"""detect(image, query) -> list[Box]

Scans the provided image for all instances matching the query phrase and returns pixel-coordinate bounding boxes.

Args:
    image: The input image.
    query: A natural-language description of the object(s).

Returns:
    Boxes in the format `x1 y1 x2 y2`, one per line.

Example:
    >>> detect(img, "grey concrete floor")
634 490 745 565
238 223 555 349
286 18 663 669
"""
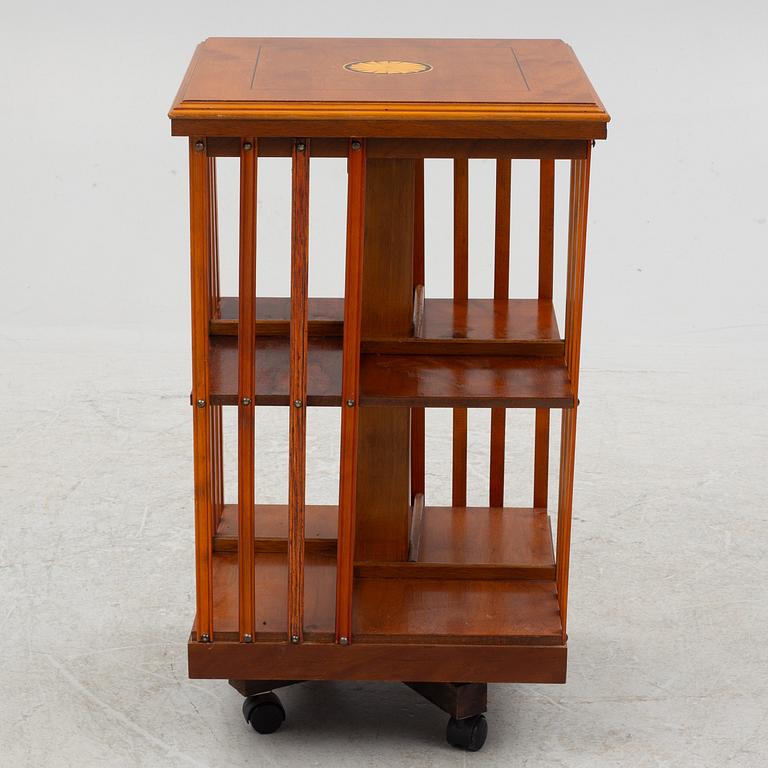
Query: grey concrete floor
1 325 766 767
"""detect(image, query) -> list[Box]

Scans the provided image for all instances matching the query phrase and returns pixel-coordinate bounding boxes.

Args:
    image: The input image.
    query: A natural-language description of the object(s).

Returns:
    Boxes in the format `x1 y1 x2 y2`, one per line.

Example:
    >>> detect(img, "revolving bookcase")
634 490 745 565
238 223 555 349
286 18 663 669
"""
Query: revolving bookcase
170 37 608 751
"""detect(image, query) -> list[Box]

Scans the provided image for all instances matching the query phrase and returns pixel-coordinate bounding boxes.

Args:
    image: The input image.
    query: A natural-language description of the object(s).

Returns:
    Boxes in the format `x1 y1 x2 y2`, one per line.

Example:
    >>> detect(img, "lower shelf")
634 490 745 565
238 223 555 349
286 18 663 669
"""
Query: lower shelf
204 505 562 646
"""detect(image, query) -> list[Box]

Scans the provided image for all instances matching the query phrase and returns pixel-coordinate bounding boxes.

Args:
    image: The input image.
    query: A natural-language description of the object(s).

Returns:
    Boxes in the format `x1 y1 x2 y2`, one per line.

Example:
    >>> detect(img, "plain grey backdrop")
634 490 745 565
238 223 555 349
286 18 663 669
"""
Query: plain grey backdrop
1 1 766 766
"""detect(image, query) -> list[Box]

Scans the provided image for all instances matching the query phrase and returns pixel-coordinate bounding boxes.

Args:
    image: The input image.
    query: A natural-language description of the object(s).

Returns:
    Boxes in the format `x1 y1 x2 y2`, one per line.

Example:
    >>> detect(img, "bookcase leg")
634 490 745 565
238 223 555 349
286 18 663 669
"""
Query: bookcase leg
229 679 301 696
405 681 487 719
406 681 489 752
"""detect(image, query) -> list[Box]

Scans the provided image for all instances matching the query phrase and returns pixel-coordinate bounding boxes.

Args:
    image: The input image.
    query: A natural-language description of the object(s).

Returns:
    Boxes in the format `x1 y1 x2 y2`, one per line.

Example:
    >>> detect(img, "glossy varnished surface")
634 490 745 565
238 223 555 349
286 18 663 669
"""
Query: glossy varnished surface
205 505 560 644
207 554 561 644
207 335 573 407
170 38 609 138
418 506 553 567
207 297 572 406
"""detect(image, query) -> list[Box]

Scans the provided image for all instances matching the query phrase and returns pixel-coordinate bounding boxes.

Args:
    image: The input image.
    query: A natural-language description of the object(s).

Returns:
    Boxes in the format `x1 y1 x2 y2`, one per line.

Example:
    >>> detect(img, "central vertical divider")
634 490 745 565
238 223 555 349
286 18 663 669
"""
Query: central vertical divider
489 157 511 507
452 159 469 507
354 157 416 562
288 139 310 643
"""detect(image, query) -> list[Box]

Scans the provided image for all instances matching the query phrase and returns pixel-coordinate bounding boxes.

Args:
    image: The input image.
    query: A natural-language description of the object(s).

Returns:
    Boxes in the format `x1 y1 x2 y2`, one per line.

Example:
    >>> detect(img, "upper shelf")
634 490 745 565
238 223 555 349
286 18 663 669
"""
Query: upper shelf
207 297 574 408
170 38 609 140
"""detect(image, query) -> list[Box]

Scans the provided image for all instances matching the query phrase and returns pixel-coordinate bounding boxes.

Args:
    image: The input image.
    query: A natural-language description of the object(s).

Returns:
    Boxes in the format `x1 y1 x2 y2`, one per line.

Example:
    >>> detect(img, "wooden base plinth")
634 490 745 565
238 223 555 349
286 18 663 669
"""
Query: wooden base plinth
190 638 567 683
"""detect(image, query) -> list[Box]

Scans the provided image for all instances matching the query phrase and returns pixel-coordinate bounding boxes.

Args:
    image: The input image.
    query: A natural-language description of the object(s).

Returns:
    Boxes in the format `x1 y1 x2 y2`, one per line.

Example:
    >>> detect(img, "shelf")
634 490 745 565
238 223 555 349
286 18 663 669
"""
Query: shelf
206 506 561 645
206 297 573 408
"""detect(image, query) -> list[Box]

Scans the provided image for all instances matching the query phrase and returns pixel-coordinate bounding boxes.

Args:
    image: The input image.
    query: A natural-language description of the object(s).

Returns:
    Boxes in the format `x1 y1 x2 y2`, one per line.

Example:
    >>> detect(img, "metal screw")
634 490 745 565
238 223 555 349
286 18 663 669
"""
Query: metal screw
351 140 361 151
242 397 251 406
291 634 300 644
339 636 349 646
196 399 206 408
346 399 355 407
243 141 253 151
194 140 205 152
243 634 253 643
296 141 306 152
294 399 303 408
200 633 210 643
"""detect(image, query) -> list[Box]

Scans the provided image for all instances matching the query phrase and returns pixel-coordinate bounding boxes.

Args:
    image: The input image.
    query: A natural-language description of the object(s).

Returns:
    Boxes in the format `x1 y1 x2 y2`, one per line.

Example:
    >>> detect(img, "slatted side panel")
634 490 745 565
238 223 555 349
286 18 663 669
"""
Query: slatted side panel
189 138 214 641
237 138 257 643
556 148 591 641
452 159 469 507
288 139 310 643
335 139 367 644
410 159 426 503
534 159 556 509
207 157 224 530
489 158 511 507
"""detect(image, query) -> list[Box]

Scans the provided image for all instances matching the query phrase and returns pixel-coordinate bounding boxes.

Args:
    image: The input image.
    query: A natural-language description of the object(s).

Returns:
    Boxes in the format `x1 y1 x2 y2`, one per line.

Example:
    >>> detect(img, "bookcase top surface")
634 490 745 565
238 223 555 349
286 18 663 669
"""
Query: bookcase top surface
170 38 609 139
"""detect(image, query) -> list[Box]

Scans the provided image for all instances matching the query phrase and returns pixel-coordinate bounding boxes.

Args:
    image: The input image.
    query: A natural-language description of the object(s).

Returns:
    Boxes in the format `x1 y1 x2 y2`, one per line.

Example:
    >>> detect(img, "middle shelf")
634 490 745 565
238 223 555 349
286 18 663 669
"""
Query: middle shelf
207 297 575 408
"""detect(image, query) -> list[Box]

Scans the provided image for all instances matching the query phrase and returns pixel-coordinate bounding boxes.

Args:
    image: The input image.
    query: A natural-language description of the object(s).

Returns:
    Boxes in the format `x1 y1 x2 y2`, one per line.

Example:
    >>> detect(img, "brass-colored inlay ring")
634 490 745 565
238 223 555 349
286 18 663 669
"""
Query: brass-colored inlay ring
344 60 432 75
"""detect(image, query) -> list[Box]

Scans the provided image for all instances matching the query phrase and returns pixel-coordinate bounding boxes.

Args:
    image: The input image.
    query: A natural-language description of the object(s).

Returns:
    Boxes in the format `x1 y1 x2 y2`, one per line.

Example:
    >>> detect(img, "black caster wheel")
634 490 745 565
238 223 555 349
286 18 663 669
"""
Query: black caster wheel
242 692 286 734
446 714 488 751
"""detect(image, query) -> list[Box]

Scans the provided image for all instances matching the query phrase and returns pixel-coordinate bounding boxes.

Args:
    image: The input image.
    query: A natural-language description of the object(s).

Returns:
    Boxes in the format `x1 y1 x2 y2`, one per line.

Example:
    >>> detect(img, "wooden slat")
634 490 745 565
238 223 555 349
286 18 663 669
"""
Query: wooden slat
335 138 366 644
535 158 556 508
207 157 224 528
288 138 310 643
411 158 426 502
204 136 589 160
452 158 469 507
188 138 214 641
237 137 257 643
556 150 591 642
490 157 511 507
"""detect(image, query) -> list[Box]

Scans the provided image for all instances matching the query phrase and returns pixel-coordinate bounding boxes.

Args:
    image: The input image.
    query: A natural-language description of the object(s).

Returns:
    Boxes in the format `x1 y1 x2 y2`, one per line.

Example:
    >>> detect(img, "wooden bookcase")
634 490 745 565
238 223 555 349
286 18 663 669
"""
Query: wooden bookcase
170 37 609 751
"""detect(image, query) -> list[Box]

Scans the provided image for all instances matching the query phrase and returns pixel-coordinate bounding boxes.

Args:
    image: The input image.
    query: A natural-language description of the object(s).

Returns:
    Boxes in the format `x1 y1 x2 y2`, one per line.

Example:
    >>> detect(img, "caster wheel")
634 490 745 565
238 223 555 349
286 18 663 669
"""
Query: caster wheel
446 714 487 752
242 692 286 734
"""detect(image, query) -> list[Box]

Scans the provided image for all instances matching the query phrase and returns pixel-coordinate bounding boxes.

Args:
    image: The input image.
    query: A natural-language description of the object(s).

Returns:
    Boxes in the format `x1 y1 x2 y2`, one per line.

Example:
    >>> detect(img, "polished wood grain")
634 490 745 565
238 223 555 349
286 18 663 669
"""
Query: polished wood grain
360 354 574 408
211 551 337 641
214 295 564 356
205 551 560 644
207 158 224 530
213 504 337 555
452 158 469 507
188 139 214 640
237 137 257 643
411 159 426 503
206 136 589 160
288 139 310 643
335 139 366 643
418 506 553 567
212 296 343 337
354 158 415 564
170 38 609 139
189 639 567 684
207 331 573 407
535 158 556 509
557 151 591 641
490 157 511 507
